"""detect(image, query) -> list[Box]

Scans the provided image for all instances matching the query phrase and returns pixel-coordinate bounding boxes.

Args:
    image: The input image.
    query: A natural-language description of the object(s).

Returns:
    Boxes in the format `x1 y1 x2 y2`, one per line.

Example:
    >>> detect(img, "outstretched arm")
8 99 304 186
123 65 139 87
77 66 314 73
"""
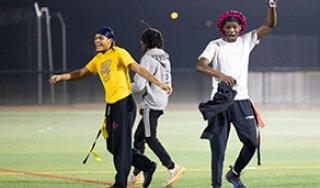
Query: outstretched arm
256 0 278 40
49 67 91 84
129 62 172 94
196 57 236 86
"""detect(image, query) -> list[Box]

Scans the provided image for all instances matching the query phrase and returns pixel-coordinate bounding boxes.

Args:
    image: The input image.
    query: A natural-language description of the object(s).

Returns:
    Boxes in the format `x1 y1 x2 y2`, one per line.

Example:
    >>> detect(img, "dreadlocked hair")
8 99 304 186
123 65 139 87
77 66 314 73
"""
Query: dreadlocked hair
140 20 164 49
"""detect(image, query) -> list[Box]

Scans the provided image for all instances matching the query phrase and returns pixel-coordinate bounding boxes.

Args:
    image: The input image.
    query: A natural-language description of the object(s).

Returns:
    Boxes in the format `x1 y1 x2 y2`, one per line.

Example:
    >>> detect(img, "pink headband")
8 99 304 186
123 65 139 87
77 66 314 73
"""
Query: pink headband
217 10 247 35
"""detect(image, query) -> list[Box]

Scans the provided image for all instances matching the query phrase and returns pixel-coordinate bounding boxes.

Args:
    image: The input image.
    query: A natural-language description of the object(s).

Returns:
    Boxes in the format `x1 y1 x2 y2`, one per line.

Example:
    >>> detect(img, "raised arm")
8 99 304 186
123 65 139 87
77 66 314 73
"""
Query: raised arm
256 0 278 40
49 67 91 84
129 61 172 94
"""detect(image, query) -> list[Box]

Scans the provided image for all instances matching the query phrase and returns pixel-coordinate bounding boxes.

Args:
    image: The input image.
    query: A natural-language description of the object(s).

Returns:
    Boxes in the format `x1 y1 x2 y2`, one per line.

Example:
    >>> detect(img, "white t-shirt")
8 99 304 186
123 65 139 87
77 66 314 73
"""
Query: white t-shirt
198 30 260 100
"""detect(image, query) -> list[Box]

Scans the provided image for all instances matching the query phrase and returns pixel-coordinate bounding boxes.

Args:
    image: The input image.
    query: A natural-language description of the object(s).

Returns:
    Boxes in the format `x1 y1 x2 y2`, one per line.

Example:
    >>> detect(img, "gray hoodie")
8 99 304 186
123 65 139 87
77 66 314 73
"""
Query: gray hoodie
131 48 171 110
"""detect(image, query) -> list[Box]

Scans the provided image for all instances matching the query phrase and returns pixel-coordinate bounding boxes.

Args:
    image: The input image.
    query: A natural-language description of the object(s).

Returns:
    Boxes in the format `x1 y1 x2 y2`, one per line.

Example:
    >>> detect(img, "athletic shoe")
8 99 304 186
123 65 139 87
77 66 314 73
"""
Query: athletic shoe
162 165 186 187
128 172 144 184
143 162 157 188
225 166 246 188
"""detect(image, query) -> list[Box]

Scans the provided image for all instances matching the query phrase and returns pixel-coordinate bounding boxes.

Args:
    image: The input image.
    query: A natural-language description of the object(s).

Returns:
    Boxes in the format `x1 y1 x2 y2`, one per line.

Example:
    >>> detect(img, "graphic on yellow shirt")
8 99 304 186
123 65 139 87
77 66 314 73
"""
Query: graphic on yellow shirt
101 59 111 83
85 47 134 104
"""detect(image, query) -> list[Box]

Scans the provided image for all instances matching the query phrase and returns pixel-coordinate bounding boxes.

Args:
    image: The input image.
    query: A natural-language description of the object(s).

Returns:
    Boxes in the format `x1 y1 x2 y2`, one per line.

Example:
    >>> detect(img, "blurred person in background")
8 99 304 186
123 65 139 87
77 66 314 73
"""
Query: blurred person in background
129 22 186 188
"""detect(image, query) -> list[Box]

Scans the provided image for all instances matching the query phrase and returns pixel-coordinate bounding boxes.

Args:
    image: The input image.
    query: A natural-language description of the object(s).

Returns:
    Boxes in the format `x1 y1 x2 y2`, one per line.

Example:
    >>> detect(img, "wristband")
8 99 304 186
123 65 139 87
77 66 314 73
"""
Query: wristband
268 0 277 8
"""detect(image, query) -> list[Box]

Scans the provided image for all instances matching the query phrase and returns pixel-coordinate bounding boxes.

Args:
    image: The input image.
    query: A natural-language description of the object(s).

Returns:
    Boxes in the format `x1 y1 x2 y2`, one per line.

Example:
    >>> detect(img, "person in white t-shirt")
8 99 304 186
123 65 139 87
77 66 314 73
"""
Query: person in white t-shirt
196 1 277 188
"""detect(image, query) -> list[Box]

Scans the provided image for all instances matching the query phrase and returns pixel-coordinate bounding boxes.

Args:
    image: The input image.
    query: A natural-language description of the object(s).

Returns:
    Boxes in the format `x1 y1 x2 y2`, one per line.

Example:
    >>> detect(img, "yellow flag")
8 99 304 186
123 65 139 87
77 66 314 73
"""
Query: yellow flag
91 150 102 162
100 118 108 139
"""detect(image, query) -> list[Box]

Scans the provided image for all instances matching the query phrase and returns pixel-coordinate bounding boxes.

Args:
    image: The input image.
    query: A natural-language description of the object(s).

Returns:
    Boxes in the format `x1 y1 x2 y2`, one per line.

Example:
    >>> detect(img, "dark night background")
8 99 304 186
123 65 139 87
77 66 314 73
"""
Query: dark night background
1 0 320 105
1 0 319 72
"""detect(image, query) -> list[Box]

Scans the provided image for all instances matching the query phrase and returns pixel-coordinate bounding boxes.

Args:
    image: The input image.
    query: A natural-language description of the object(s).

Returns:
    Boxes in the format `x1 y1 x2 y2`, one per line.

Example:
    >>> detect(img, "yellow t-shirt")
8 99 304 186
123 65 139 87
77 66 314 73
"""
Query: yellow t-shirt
85 46 135 104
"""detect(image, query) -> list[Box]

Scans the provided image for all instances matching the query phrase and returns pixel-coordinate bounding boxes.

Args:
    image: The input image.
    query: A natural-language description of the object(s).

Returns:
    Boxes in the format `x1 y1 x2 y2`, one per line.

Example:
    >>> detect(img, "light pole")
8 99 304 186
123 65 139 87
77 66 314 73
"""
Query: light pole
34 2 57 104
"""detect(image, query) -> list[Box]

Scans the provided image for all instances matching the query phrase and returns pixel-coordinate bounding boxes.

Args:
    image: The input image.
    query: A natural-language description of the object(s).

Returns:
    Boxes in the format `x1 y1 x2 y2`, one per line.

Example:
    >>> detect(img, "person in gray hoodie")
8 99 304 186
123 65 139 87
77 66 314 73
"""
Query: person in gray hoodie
129 22 185 188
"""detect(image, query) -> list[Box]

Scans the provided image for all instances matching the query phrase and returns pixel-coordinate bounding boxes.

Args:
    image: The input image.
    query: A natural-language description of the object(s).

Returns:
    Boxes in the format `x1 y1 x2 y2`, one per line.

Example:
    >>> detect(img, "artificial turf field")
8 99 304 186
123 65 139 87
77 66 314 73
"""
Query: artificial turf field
0 104 320 188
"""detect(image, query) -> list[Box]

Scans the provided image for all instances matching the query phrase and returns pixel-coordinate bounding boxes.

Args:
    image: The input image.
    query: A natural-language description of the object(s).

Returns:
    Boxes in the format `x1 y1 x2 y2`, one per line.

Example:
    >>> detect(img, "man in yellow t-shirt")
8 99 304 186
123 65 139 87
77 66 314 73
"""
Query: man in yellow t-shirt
49 26 171 188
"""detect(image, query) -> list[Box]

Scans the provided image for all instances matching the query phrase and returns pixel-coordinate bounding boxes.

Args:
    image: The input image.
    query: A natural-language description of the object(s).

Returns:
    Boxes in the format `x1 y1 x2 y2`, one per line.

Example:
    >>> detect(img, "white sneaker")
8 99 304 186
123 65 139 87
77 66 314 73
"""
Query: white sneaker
162 165 186 187
128 172 144 184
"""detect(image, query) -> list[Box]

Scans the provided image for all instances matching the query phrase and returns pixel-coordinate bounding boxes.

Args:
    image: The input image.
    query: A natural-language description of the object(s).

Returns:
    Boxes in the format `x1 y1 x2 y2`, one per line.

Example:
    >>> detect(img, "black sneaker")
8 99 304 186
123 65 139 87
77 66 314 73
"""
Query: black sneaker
225 166 246 188
143 162 157 188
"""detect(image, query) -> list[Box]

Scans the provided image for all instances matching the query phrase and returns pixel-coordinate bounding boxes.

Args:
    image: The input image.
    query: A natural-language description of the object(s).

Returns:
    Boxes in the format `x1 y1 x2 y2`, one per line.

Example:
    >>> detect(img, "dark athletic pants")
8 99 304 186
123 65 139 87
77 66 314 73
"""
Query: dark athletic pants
133 108 174 174
105 95 153 188
209 99 257 188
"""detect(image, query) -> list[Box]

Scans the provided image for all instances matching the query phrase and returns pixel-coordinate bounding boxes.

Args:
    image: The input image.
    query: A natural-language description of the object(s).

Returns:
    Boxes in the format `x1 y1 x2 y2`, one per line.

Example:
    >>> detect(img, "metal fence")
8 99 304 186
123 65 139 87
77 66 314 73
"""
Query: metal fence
1 69 320 106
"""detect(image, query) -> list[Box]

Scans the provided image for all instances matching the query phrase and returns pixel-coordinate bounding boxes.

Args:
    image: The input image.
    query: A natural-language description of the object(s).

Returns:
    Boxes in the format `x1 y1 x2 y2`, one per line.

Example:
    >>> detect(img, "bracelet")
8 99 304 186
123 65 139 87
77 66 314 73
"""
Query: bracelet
268 0 277 8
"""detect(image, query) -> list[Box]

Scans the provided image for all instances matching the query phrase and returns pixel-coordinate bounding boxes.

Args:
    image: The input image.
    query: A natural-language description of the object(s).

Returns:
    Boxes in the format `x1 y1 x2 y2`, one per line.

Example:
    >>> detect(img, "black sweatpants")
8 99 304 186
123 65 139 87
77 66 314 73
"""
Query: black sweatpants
105 95 153 188
209 99 257 188
133 108 174 172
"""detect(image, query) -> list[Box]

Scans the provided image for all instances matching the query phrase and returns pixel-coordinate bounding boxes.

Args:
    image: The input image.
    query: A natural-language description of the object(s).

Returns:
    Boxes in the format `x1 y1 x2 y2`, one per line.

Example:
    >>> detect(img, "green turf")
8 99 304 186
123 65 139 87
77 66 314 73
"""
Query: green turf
0 106 320 187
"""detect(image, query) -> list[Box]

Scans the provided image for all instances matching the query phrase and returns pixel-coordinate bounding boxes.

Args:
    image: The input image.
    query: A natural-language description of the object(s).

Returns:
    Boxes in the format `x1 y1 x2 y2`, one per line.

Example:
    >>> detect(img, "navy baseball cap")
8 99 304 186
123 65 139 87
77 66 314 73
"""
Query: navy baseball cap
96 26 115 39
